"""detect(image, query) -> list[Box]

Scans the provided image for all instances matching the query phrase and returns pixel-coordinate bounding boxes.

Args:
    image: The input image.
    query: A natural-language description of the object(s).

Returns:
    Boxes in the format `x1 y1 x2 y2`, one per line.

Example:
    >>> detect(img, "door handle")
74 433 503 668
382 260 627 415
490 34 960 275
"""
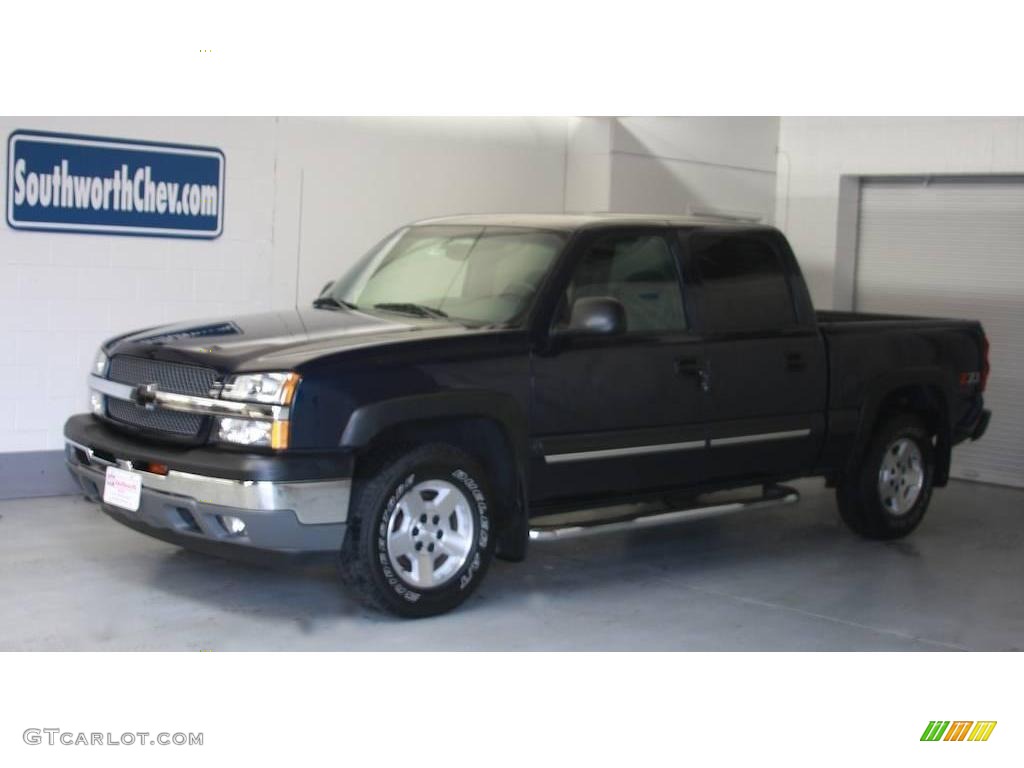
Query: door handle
675 357 701 375
675 358 711 393
785 352 806 372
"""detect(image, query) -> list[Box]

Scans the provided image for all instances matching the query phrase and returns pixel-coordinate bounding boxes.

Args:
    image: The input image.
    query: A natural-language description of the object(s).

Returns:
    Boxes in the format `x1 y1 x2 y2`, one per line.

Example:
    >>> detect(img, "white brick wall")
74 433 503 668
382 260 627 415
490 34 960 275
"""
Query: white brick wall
1 117 280 452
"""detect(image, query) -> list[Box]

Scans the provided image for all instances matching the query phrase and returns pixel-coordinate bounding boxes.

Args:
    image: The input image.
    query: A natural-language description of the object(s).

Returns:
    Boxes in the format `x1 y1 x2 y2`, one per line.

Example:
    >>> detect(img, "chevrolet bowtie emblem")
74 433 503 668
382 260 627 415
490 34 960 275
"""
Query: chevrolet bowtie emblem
134 382 159 409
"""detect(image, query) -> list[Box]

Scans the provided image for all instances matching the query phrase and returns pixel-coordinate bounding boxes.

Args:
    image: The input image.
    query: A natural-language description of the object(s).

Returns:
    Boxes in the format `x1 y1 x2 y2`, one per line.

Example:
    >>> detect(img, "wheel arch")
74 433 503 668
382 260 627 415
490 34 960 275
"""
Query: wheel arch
340 391 530 560
852 370 954 486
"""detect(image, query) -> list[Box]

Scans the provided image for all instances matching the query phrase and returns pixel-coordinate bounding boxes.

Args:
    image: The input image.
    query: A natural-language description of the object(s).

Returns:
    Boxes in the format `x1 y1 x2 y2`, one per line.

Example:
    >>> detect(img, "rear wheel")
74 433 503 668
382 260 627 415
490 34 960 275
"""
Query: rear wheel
338 443 495 617
836 414 935 540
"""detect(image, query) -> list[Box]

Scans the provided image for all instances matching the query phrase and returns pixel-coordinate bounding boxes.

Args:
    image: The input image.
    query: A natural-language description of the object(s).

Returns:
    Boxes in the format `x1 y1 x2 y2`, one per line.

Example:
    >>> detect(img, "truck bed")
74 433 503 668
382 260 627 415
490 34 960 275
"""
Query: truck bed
816 309 982 334
813 308 986 472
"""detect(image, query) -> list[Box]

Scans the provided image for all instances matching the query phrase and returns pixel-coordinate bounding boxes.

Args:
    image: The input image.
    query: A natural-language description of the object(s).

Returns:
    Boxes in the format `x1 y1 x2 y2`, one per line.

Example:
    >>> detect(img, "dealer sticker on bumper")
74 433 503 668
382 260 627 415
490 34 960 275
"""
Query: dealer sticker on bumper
103 466 142 512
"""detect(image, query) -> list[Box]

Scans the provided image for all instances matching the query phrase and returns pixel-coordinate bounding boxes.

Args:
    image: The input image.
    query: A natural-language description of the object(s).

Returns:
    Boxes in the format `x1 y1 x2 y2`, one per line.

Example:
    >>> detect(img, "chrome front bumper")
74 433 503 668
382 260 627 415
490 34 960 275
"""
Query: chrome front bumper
66 438 351 556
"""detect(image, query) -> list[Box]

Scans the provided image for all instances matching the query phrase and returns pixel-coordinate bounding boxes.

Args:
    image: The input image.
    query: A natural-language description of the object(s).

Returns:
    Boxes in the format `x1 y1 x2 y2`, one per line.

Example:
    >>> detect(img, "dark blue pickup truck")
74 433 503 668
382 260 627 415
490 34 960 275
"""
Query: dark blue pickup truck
64 214 992 616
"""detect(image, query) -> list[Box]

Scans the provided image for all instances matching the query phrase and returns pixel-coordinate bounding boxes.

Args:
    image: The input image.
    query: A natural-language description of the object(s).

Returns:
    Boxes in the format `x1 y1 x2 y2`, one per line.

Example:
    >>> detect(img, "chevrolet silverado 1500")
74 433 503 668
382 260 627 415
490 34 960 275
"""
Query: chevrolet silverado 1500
65 214 992 616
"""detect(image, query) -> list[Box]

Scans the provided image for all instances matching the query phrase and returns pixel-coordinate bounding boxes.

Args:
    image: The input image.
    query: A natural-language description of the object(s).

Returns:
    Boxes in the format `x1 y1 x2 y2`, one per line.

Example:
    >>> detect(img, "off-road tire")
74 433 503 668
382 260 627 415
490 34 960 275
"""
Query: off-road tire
836 414 935 540
338 443 495 617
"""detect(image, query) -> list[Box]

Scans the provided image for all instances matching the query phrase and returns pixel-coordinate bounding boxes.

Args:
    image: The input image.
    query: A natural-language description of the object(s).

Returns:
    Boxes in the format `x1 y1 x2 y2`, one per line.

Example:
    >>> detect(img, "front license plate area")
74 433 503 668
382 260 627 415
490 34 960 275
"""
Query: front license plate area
103 466 142 512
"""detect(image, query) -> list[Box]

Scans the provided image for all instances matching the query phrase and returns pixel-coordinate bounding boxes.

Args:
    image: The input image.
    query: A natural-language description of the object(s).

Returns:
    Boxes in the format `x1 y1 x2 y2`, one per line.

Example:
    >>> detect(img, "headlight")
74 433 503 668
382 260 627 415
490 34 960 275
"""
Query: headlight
93 348 109 376
218 372 298 450
221 372 300 405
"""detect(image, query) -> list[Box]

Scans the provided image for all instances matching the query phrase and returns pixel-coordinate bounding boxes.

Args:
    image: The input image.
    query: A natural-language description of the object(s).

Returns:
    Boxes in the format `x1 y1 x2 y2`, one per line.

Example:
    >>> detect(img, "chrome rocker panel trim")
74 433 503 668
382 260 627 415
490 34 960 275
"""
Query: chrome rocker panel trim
708 428 811 447
545 439 705 464
543 429 812 463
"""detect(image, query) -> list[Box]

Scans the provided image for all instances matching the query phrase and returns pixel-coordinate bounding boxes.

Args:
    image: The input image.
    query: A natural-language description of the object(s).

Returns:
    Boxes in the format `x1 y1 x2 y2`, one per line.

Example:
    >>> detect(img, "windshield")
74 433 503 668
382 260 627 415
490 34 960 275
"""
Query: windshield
323 225 567 325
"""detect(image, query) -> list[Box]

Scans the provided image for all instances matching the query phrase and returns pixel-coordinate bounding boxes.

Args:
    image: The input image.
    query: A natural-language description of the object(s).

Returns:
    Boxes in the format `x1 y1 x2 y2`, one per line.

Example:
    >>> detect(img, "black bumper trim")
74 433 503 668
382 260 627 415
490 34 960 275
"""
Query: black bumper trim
64 413 353 482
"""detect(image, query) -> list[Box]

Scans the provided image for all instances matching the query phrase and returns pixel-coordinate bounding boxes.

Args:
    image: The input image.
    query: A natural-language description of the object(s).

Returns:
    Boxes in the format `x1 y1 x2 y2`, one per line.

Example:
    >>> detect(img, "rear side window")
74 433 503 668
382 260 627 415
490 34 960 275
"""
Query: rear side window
690 234 796 333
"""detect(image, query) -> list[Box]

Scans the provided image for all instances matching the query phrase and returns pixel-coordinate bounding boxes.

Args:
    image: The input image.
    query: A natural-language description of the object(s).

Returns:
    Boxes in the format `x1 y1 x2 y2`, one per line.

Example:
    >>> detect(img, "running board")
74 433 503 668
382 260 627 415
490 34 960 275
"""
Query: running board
528 484 799 541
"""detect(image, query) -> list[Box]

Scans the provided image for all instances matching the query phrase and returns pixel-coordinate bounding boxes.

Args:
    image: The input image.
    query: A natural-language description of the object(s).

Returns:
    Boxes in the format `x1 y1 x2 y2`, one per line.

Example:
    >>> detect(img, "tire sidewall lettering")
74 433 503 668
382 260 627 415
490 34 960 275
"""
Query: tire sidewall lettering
377 473 421 603
375 466 491 601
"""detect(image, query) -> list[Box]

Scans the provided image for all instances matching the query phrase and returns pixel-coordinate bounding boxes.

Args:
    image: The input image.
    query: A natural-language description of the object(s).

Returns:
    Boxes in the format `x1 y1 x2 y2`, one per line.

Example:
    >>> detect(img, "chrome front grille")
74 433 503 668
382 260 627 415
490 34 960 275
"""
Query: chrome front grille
108 356 218 397
106 399 205 436
105 356 219 438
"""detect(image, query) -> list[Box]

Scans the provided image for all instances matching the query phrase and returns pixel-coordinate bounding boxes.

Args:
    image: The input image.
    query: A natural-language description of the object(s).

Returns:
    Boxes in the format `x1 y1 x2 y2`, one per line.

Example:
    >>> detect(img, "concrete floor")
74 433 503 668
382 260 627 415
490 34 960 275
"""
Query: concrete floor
1 478 1021 650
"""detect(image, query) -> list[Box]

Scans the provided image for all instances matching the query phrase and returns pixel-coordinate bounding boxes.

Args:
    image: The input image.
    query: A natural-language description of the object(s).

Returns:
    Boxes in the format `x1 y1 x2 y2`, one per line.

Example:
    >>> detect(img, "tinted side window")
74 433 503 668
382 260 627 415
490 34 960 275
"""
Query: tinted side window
562 233 687 332
691 235 796 332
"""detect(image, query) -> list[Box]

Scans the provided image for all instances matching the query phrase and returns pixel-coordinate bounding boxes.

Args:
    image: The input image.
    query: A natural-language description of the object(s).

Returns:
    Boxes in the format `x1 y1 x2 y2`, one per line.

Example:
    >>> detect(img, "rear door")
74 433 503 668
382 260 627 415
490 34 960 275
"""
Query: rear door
681 229 826 482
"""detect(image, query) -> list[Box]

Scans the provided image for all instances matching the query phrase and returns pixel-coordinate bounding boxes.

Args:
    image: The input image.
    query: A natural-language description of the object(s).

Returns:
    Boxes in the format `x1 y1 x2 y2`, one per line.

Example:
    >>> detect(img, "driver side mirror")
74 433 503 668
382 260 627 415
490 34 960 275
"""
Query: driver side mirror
567 296 627 335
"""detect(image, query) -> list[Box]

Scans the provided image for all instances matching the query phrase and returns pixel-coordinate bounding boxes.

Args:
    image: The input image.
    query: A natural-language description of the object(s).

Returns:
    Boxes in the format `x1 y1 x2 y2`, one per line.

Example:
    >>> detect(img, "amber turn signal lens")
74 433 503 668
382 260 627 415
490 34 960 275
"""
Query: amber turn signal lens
271 421 290 450
147 462 169 475
280 373 301 405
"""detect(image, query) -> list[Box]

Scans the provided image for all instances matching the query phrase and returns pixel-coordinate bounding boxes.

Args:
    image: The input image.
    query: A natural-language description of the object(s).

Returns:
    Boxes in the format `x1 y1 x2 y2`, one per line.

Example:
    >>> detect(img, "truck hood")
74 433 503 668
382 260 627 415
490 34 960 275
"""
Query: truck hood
107 306 476 372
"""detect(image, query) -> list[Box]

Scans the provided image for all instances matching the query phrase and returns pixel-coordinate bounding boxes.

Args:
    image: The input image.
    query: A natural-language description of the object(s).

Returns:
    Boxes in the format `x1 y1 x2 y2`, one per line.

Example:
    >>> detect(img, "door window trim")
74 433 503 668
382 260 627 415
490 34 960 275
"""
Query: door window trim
546 226 694 339
678 229 808 339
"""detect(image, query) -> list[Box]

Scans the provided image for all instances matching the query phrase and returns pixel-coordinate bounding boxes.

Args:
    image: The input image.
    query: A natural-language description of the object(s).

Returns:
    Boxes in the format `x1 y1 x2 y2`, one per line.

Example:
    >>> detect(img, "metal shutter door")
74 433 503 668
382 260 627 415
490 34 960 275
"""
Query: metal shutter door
856 177 1024 487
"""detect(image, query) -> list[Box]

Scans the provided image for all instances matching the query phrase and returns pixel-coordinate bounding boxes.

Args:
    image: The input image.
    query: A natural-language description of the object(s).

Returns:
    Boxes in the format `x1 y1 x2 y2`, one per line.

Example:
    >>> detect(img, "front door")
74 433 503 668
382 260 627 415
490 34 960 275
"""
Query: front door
530 228 708 506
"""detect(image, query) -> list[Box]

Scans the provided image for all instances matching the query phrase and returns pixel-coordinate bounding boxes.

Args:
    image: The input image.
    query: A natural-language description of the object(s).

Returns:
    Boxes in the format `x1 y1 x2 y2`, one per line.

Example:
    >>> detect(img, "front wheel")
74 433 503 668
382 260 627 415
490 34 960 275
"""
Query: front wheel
339 443 495 617
836 414 935 540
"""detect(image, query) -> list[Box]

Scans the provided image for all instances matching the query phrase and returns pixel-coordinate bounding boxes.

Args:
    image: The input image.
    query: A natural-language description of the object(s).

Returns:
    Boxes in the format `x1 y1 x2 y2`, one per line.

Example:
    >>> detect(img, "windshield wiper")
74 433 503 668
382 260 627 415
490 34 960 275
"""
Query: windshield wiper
372 302 449 319
312 296 358 310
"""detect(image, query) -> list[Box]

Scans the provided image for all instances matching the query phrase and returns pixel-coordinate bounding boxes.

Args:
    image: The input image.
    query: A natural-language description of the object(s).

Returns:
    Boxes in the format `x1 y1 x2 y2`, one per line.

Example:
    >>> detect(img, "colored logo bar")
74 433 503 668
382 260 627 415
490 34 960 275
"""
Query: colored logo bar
921 721 997 742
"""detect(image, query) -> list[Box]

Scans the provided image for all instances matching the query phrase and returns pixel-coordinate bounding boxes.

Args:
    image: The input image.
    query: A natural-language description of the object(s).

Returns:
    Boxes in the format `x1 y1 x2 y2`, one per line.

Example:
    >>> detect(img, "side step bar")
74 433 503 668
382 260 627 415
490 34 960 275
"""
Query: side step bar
528 484 799 541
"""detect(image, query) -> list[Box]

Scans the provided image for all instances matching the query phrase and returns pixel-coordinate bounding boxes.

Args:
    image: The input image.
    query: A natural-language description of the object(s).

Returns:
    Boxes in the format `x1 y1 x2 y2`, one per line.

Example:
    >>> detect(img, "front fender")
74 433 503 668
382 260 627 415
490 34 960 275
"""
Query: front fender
340 390 527 455
340 390 531 560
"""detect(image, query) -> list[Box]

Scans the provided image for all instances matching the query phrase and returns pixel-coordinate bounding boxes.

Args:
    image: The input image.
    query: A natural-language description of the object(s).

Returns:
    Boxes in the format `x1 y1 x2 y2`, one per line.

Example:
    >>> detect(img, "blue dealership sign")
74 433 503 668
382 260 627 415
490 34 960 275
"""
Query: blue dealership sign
6 130 225 238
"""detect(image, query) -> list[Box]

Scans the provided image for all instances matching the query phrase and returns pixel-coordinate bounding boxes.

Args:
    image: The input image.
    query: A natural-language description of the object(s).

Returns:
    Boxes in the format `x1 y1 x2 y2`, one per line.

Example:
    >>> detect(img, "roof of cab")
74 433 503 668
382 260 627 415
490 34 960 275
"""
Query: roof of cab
412 212 771 233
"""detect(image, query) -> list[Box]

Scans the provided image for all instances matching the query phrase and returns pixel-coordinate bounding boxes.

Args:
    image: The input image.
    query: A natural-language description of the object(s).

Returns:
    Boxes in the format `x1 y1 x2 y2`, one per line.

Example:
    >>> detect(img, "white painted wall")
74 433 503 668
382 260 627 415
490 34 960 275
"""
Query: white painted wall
608 117 779 221
565 117 779 222
776 117 1024 307
564 117 614 212
273 117 569 304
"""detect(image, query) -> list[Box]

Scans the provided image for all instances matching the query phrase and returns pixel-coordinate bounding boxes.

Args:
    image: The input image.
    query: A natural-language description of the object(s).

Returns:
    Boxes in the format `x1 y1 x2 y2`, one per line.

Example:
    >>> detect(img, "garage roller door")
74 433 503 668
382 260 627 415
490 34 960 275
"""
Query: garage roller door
855 177 1024 487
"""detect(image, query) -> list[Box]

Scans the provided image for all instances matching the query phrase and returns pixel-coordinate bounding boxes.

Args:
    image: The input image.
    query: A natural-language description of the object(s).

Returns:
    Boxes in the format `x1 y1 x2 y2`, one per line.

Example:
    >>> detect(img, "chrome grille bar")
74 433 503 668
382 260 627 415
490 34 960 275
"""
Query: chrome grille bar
90 374 287 422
